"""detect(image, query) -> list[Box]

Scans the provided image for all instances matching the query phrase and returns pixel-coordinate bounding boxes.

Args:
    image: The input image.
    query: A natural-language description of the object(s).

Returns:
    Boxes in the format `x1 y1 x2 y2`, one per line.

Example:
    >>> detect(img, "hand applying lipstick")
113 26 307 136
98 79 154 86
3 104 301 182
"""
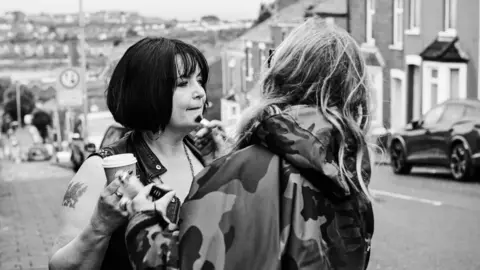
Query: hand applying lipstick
193 115 228 163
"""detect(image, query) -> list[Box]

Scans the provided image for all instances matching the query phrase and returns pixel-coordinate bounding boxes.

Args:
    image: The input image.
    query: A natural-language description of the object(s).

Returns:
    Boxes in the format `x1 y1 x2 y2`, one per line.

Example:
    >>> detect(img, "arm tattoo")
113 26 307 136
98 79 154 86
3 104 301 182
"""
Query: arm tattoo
62 182 88 209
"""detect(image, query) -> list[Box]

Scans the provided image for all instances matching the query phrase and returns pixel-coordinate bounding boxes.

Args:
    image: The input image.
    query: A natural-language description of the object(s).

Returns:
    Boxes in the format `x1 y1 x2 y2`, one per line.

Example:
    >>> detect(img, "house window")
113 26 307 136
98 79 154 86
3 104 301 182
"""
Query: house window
444 0 457 31
245 41 253 81
228 58 236 89
430 68 439 109
393 0 404 48
366 0 375 44
422 62 467 113
258 43 267 70
408 0 420 32
450 68 460 98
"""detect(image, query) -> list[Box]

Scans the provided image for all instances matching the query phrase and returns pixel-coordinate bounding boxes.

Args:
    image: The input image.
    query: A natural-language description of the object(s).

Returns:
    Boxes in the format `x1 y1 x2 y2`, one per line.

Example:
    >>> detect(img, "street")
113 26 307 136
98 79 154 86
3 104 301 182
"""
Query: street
1 160 480 270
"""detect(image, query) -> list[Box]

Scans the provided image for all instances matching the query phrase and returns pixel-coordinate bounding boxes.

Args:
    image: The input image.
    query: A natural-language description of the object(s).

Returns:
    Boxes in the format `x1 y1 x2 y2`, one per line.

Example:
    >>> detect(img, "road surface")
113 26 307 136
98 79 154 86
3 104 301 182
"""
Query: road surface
1 160 479 269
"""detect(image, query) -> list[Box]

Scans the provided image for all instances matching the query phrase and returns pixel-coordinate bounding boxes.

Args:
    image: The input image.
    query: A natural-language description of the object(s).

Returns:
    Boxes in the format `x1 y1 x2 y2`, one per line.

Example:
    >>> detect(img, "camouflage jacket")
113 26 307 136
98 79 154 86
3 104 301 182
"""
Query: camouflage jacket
125 105 374 270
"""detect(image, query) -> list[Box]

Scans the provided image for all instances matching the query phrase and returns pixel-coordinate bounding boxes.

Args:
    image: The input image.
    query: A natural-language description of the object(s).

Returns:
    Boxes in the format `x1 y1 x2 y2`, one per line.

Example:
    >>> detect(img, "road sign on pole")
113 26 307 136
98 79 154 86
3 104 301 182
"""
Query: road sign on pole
56 67 83 107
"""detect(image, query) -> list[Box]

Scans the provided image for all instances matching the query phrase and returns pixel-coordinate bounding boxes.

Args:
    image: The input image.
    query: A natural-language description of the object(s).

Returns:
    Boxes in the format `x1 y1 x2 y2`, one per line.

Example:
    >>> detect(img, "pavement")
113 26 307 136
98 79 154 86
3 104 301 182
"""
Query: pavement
0 160 74 270
1 158 480 269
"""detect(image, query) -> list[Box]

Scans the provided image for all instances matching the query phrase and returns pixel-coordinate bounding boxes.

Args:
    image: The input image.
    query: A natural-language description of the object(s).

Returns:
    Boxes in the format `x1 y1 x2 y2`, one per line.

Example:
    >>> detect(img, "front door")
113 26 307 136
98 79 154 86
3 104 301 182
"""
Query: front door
368 66 384 126
391 77 405 131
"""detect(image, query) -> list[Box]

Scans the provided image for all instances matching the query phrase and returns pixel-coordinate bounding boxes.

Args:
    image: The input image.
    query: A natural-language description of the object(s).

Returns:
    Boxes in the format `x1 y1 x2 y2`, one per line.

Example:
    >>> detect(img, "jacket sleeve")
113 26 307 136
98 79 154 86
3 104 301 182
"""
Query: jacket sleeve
124 210 180 269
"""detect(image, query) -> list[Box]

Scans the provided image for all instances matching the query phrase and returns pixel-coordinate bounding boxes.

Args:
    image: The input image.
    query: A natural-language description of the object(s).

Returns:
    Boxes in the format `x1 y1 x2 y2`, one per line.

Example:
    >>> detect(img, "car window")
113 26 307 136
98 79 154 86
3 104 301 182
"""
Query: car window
100 126 127 148
422 106 445 126
438 104 465 123
464 106 480 118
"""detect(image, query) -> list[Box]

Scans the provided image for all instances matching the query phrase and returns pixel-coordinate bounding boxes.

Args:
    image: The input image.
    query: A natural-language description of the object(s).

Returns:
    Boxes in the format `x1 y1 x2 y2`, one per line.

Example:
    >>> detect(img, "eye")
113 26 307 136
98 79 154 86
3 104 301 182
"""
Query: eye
177 81 188 87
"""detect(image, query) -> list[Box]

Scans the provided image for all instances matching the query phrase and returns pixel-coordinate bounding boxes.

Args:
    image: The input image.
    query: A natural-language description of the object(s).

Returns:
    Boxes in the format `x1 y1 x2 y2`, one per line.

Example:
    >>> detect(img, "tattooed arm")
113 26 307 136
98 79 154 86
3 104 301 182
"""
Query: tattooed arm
48 156 120 270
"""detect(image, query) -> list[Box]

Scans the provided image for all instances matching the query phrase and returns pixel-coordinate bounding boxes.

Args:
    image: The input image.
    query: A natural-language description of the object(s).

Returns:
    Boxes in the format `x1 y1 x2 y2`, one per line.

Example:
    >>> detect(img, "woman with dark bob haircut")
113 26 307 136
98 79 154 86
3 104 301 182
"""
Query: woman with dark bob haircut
49 37 227 270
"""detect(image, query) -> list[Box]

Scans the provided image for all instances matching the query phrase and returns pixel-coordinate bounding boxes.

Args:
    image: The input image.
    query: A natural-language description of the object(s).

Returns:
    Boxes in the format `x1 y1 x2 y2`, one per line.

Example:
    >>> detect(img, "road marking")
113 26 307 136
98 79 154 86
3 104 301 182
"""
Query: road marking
371 189 443 206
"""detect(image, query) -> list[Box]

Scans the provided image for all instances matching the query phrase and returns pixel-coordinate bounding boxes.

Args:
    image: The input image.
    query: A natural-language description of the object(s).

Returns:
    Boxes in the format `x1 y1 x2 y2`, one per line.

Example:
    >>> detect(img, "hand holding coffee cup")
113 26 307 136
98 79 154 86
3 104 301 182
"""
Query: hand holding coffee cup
102 153 139 212
102 153 138 185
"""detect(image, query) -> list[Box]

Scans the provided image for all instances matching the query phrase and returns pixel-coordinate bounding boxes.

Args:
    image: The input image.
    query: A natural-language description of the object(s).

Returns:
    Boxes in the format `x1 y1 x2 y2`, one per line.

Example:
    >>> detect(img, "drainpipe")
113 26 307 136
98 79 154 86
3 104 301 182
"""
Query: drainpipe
346 0 351 33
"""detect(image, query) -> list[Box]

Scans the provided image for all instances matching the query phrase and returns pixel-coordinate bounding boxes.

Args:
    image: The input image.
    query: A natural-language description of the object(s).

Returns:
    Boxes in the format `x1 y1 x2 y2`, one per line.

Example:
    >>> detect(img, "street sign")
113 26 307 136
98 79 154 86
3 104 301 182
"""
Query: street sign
56 67 83 107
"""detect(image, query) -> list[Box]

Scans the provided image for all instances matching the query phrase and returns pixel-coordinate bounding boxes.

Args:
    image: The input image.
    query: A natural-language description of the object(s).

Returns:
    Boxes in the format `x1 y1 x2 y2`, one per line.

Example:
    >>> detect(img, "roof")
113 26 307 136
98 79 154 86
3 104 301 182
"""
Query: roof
308 0 347 15
361 44 385 67
420 36 469 63
225 0 320 50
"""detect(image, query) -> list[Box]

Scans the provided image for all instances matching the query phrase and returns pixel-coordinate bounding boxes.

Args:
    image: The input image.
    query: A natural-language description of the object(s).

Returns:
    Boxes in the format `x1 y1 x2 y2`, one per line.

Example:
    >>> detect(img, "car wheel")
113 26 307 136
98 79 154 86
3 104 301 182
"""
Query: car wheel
390 141 412 174
450 143 474 182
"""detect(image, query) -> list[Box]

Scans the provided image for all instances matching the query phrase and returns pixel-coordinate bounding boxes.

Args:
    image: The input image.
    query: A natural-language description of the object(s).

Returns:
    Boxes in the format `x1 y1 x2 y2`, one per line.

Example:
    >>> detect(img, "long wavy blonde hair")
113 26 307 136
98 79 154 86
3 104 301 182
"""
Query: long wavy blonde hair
234 18 374 198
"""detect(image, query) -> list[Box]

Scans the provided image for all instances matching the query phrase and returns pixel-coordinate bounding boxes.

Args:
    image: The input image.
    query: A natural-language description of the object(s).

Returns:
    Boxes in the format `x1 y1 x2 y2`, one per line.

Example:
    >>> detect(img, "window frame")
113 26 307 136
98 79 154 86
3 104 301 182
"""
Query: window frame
391 0 404 49
366 0 376 45
406 0 420 35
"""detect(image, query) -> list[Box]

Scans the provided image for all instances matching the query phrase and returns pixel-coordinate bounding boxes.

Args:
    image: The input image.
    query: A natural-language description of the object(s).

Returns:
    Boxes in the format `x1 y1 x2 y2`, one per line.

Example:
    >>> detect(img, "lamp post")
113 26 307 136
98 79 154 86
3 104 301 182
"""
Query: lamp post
16 82 21 127
78 0 89 139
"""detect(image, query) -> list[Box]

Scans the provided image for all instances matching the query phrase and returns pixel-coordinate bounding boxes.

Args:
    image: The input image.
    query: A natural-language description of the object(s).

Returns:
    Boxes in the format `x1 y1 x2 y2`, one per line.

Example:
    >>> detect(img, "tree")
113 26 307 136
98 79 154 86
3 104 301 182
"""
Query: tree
0 77 12 104
37 86 56 103
253 3 273 27
32 110 52 140
126 27 139 37
200 15 220 24
3 85 36 124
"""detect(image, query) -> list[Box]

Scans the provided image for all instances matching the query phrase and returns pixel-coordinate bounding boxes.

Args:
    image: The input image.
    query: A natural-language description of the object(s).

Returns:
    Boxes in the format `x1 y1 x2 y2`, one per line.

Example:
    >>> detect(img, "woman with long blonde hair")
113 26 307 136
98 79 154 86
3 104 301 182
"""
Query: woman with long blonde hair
123 17 374 270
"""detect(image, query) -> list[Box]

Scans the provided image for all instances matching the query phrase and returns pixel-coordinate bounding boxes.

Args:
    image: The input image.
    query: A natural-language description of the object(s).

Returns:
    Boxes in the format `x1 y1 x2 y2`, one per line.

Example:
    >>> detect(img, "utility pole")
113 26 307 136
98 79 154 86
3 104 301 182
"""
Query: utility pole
15 82 21 127
78 0 89 139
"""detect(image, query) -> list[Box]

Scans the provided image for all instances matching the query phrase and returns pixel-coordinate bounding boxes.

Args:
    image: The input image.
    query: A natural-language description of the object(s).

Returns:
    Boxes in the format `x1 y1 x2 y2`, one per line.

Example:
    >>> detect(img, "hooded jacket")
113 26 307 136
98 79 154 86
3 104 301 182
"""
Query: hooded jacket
125 105 374 270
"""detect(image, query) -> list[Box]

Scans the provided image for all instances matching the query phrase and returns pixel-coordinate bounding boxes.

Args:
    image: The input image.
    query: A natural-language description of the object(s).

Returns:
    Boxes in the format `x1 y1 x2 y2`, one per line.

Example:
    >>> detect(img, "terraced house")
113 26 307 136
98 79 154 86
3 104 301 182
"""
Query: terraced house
220 0 407 136
403 0 479 125
220 0 350 133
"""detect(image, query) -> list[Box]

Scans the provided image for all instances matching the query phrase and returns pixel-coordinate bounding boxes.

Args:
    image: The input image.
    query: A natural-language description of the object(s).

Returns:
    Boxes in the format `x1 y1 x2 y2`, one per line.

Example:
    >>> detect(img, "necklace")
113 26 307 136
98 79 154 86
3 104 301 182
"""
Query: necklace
183 143 195 180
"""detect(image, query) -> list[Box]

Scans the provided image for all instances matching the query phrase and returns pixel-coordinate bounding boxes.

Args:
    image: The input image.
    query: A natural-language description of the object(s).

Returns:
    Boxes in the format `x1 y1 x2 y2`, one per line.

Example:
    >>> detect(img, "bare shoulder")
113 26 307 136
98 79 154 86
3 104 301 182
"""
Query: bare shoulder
52 156 106 251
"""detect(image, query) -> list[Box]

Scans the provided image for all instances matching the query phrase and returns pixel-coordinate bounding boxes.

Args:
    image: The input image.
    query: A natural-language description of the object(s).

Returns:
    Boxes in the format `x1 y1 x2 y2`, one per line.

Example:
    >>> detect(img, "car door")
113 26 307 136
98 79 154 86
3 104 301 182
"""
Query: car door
425 104 465 165
407 105 445 163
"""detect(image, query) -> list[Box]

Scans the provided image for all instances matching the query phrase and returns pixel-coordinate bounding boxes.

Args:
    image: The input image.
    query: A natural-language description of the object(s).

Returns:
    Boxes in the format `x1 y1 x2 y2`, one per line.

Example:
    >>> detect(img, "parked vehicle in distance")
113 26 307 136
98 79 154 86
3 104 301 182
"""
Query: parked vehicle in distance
70 111 120 171
389 99 480 182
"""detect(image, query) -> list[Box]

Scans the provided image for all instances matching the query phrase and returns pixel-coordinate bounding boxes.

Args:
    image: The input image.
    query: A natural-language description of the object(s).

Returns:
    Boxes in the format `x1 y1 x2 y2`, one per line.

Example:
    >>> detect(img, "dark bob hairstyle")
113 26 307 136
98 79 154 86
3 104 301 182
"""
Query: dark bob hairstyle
106 37 209 132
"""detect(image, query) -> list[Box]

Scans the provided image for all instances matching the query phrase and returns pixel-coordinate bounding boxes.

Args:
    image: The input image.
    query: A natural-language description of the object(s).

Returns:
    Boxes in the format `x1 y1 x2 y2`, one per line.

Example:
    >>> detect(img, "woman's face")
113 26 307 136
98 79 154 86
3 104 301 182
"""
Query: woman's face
167 57 206 131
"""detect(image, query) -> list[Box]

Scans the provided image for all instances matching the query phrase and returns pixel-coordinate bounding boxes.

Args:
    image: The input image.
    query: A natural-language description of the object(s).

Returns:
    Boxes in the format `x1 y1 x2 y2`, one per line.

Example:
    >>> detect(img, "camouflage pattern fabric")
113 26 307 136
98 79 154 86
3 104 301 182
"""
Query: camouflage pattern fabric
125 105 374 270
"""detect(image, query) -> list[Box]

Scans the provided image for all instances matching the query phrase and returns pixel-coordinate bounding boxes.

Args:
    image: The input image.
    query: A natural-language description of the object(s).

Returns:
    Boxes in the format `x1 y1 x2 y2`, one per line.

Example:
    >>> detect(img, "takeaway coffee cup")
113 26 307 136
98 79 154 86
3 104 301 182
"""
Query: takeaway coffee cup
102 153 137 185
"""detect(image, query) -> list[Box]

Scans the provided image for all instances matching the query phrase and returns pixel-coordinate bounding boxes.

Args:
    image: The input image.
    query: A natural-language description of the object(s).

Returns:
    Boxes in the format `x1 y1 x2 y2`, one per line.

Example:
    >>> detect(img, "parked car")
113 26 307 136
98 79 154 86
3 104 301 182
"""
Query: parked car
389 99 480 181
26 144 52 161
98 124 129 151
70 111 121 171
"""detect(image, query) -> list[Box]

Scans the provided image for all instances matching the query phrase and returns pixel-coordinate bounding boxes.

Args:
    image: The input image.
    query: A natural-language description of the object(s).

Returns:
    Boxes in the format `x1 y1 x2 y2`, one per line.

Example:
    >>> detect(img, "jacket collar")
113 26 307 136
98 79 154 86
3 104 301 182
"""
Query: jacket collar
251 105 370 199
130 131 204 182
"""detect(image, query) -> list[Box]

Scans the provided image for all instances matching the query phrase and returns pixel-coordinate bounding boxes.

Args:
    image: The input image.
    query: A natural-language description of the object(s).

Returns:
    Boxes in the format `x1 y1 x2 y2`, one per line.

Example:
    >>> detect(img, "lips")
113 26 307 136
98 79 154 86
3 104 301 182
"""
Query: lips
187 107 202 111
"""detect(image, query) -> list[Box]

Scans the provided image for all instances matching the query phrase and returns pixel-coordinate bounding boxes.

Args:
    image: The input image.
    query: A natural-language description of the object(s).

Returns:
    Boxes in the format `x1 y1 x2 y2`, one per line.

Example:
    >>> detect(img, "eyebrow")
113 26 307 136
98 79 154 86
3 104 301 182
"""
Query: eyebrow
179 73 203 80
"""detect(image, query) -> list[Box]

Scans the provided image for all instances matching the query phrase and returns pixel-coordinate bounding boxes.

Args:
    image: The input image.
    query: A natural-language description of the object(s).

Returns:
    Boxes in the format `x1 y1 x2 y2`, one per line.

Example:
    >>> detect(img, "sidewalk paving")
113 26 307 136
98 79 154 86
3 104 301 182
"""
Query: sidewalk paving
0 160 74 270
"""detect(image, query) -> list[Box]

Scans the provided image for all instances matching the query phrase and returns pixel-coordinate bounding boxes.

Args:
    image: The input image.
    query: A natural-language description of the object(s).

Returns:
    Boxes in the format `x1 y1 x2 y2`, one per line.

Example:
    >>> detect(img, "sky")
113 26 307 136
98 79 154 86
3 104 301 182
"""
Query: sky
0 0 274 20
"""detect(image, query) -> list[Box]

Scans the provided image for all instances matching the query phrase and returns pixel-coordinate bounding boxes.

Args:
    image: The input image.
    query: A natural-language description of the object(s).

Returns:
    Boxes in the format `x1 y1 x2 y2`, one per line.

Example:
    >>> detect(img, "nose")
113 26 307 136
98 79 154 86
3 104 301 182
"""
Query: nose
192 82 205 100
